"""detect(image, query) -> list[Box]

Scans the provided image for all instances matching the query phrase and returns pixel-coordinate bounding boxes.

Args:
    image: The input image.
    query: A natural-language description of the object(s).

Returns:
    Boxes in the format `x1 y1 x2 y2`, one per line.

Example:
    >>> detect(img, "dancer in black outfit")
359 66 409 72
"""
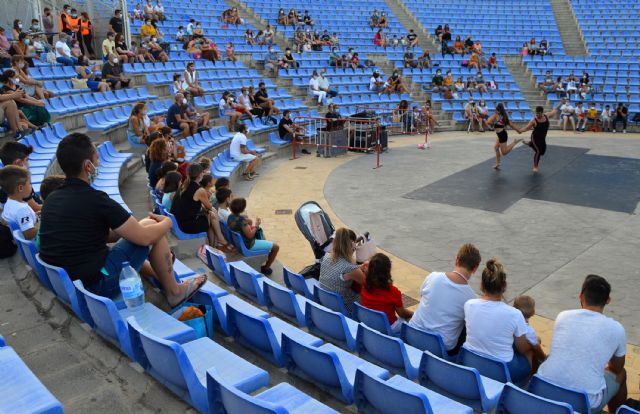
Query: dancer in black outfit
486 103 523 169
520 106 558 173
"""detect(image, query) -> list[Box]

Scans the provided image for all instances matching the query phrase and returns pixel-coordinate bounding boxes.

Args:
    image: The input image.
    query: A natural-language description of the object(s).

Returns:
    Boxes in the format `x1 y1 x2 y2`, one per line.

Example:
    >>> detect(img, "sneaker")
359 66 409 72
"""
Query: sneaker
301 149 311 154
623 130 627 134
244 174 254 181
613 129 616 133
250 171 260 176
260 265 273 276
13 131 24 141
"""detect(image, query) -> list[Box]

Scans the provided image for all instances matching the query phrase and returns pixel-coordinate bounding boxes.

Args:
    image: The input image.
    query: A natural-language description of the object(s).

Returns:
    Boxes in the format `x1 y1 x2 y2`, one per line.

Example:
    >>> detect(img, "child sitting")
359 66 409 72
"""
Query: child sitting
161 171 182 212
586 103 599 132
514 295 547 370
216 188 232 223
0 166 38 240
601 105 612 132
575 101 586 132
360 253 414 333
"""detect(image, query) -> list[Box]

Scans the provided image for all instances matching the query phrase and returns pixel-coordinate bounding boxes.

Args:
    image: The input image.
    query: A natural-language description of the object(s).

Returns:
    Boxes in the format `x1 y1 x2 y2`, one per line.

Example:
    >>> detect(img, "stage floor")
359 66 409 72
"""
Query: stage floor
325 134 640 343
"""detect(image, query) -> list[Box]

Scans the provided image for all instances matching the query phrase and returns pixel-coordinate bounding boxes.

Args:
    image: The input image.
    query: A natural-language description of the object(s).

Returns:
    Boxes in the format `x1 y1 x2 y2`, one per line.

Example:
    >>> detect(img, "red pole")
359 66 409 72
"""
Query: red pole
292 127 297 160
376 121 381 168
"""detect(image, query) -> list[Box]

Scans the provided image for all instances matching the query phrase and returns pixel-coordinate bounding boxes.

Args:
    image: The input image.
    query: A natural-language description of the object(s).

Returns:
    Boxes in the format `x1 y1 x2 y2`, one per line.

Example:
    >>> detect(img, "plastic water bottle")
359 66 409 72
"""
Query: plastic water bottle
119 262 144 310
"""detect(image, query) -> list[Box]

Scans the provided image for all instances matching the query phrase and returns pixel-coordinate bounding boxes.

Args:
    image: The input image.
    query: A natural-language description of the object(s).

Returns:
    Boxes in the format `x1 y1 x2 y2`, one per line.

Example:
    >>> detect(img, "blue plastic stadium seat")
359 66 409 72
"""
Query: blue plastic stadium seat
356 324 423 380
262 278 308 326
282 333 390 404
74 280 197 359
305 300 359 351
227 301 322 366
12 230 52 291
528 374 591 414
496 383 575 414
283 267 318 300
354 369 473 414
229 261 267 305
127 317 269 413
230 230 272 257
0 346 64 413
314 285 350 316
353 302 395 336
419 352 504 413
35 254 94 326
167 212 207 240
617 406 640 414
212 294 269 336
208 373 338 414
203 245 235 285
400 323 451 360
458 346 512 383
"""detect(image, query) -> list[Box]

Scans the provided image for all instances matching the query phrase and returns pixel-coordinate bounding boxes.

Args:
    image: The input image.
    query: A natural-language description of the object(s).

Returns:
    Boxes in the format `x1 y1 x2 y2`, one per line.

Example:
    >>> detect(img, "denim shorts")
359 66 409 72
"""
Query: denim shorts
86 239 150 298
507 352 531 384
250 239 273 252
592 371 621 414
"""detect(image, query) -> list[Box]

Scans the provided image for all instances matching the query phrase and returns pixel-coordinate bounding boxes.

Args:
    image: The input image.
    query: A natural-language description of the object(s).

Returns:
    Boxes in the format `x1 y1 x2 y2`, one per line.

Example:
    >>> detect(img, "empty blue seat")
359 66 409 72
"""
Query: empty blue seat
0 335 4 347
74 280 197 359
496 383 575 414
12 230 52 291
227 301 322 366
305 300 358 351
212 294 269 336
208 372 338 414
127 317 269 413
458 346 511 383
283 267 318 300
354 369 473 414
528 374 591 414
282 333 390 404
356 323 422 380
262 278 308 326
419 352 504 413
353 302 395 336
0 346 64 413
203 245 234 285
314 285 350 316
400 324 450 360
35 254 94 326
617 406 640 414
229 262 267 305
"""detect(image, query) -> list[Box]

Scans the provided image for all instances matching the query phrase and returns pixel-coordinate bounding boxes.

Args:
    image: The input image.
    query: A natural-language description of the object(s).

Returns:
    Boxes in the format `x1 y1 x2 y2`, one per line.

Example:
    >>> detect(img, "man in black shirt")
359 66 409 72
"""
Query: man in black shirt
102 53 130 89
0 142 41 211
253 82 278 117
278 110 309 153
431 69 445 93
613 103 628 133
109 9 124 34
407 29 418 48
39 133 205 305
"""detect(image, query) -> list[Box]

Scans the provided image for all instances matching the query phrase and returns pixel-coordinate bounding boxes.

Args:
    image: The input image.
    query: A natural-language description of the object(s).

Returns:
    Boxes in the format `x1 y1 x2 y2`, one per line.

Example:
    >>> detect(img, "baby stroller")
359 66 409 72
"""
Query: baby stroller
295 201 336 278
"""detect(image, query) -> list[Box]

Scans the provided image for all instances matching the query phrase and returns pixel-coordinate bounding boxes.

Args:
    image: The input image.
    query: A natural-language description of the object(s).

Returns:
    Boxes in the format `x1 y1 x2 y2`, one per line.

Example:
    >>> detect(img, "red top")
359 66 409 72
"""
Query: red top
360 284 403 324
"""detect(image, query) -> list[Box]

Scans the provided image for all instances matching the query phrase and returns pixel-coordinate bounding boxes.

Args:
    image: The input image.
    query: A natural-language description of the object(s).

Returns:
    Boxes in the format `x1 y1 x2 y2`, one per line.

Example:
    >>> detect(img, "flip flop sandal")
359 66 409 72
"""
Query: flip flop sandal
169 276 207 309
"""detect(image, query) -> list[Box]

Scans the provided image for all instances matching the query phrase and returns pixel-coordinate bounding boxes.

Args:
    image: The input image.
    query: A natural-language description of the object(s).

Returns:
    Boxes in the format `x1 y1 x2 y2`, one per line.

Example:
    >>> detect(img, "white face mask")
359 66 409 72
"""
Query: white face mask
151 38 157 42
18 23 23 29
12 78 20 85
112 58 118 64
182 98 188 105
17 63 24 69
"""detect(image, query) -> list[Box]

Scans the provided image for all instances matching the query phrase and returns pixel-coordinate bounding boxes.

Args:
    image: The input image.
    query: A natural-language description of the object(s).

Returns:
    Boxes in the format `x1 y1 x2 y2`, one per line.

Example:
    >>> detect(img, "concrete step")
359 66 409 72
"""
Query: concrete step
549 0 589 56
504 56 551 111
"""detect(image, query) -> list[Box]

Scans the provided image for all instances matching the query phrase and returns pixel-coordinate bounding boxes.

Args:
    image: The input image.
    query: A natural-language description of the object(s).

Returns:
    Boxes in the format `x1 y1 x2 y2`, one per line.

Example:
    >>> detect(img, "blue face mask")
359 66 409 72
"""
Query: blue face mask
24 39 31 45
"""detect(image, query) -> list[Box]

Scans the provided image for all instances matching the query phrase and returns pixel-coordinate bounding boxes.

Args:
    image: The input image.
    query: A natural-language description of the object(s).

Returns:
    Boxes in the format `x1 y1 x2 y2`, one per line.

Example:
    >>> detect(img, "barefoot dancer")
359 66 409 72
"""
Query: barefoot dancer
520 106 558 173
419 99 438 149
486 103 523 169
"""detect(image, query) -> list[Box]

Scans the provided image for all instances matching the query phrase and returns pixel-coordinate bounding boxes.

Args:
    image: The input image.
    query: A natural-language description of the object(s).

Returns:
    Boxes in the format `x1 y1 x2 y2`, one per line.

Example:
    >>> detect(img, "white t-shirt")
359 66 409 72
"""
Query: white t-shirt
408 272 477 350
218 98 227 114
309 77 319 92
524 323 539 345
561 103 574 115
538 309 626 408
217 207 231 223
2 198 37 233
230 132 248 159
369 76 379 90
55 41 71 58
463 299 528 362
318 76 329 90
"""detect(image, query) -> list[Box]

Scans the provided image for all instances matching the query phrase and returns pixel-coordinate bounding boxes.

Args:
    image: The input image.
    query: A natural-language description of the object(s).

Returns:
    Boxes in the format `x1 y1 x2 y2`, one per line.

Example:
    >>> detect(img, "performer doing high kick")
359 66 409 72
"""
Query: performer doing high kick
519 106 558 173
486 103 523 169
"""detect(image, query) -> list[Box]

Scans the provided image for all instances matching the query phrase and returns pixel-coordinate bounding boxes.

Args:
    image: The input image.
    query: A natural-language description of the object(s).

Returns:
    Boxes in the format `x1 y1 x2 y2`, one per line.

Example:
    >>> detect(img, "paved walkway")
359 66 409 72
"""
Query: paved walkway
245 131 640 401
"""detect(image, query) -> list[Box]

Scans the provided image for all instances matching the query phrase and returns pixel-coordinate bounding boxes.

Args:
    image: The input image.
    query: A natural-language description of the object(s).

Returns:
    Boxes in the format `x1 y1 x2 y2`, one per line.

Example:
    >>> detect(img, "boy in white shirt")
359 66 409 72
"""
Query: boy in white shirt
601 105 612 132
0 166 38 240
514 295 547 370
216 188 232 223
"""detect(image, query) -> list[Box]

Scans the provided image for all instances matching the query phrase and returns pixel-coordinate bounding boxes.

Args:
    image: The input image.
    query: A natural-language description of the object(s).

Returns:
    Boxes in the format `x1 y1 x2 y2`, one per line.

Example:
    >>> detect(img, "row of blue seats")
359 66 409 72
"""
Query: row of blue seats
84 99 171 132
15 123 68 194
28 65 78 81
523 55 639 64
91 142 134 212
528 61 640 70
453 111 534 122
330 93 408 106
47 87 156 116
144 70 263 85
442 100 531 111
432 91 526 102
43 79 91 96
122 60 247 74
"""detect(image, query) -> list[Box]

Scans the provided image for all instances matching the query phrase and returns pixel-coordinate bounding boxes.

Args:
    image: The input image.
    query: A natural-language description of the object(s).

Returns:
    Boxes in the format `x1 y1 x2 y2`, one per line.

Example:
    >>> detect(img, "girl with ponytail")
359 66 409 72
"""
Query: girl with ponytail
486 103 524 169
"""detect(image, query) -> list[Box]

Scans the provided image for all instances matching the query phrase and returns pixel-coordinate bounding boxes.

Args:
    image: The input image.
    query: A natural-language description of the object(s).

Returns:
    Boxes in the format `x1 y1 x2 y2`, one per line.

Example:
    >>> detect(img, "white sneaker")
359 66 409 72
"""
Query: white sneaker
613 129 616 133
623 130 627 134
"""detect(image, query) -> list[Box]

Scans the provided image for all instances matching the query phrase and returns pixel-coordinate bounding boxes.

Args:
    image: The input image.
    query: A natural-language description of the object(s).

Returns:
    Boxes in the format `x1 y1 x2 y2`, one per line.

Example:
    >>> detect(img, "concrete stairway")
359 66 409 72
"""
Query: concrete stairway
504 56 551 113
383 0 439 56
549 0 589 56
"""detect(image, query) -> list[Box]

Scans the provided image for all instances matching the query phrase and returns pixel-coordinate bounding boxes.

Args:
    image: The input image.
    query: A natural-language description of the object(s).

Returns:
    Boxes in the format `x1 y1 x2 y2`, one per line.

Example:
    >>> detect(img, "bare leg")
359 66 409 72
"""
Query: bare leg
607 368 627 413
208 210 228 244
500 138 522 156
263 243 279 269
494 140 501 168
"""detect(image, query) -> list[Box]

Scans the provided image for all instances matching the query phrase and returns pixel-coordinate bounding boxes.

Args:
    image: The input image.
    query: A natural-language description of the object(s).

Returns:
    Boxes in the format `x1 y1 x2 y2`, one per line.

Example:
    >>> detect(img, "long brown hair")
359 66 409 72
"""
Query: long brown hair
181 162 203 193
331 227 357 263
148 138 167 162
365 253 392 291
481 258 507 296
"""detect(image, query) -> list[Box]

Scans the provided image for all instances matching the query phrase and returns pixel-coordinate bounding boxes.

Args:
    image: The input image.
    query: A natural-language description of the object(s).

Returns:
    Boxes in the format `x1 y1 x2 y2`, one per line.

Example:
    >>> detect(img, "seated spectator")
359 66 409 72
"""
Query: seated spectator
403 48 417 68
565 74 578 99
0 165 38 240
613 103 628 133
193 22 204 37
11 33 37 67
244 29 255 46
175 26 185 42
538 275 627 414
132 4 144 22
0 27 12 68
538 71 554 92
488 53 498 71
102 53 130 89
172 73 189 97
538 38 549 56
303 10 314 26
11 56 52 100
443 71 454 90
468 52 480 71
171 162 233 251
442 24 451 43
39 133 206 304
11 19 23 40
230 124 260 180
579 83 591 101
407 29 418 48
218 91 242 131
369 71 384 93
580 71 590 86
225 42 237 62
560 99 576 131
374 29 386 48
0 89 35 139
277 8 288 26
286 9 298 26
317 70 337 103
514 295 547 371
253 82 278 118
55 33 77 66
131 41 154 63
309 70 326 106
383 71 406 94
378 12 388 29
167 93 194 136
400 36 408 49
361 253 414 333
154 0 166 21
140 19 157 41
214 188 232 223
465 76 477 93
576 101 587 132
431 69 444 93
453 36 463 54
278 109 305 142
183 61 204 97
263 25 275 45
144 0 157 20
463 258 533 384
521 42 529 57
0 70 51 127
463 35 474 54
238 86 263 119
369 9 379 29
434 25 443 41
319 227 366 314
160 171 181 211
128 103 150 145
464 99 483 132
417 50 432 70
222 7 241 25
263 46 280 75
210 177 230 208
228 197 279 274
454 76 465 93
186 19 195 36
601 105 612 132
476 99 490 129
329 47 346 70
147 37 168 63
331 32 340 46
476 72 488 94
147 138 168 188
282 48 299 70
154 161 178 192
0 142 41 210
552 76 565 98
114 33 135 63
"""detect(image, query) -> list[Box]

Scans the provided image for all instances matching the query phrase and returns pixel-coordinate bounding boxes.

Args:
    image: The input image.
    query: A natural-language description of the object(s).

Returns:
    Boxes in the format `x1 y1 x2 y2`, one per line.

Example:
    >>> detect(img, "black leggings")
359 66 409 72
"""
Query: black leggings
529 134 547 167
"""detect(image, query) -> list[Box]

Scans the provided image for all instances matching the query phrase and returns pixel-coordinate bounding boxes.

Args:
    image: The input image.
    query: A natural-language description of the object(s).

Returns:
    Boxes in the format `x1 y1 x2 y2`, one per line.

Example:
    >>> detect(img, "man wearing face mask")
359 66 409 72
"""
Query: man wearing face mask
109 10 124 35
39 133 207 306
253 82 278 119
59 5 73 36
55 32 77 66
263 46 279 75
102 53 130 89
140 19 157 42
167 93 196 137
66 9 81 40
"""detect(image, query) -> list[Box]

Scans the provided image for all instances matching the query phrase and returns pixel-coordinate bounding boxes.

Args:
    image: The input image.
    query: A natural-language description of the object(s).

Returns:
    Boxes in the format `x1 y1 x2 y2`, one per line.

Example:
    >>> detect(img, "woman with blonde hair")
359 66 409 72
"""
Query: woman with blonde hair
319 227 366 314
463 258 534 383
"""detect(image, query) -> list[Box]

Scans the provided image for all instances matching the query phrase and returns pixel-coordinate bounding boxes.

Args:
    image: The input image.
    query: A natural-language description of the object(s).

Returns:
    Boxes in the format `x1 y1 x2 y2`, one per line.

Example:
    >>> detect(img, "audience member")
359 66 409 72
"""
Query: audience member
230 124 260 180
431 69 444 93
160 171 181 211
560 99 576 131
154 161 178 192
463 258 533 384
183 61 204 97
0 165 38 240
309 70 326 106
221 7 241 25
109 9 124 34
538 275 627 414
378 12 388 29
147 138 169 188
215 188 232 223
513 295 547 371
1 70 51 127
613 103 628 133
278 109 305 142
319 227 366 314
101 32 116 61
228 197 279 274
601 105 612 132
102 53 130 89
403 48 417 68
253 82 278 118
11 56 52 100
407 29 418 48
317 70 337 103
218 91 243 131
369 71 384 93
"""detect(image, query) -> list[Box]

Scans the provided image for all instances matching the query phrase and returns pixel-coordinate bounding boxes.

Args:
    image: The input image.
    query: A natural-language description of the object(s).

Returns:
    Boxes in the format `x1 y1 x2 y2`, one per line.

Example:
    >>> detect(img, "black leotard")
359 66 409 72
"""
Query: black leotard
494 114 508 143
529 115 550 167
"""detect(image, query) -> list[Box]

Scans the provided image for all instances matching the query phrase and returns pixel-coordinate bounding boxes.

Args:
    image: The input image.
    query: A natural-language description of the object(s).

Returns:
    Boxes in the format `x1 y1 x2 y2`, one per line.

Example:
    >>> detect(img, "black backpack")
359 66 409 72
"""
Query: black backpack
0 223 17 258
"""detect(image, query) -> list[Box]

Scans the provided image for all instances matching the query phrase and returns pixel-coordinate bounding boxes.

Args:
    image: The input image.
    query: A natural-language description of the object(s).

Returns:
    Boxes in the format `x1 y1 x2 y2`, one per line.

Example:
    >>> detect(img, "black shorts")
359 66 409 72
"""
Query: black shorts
177 215 209 234
497 130 508 143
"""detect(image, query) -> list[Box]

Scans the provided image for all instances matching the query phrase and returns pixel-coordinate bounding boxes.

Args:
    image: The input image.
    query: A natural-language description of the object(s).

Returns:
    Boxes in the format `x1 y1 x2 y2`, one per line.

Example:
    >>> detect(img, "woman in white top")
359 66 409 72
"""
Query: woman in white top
309 70 326 106
183 62 204 97
463 258 533 384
